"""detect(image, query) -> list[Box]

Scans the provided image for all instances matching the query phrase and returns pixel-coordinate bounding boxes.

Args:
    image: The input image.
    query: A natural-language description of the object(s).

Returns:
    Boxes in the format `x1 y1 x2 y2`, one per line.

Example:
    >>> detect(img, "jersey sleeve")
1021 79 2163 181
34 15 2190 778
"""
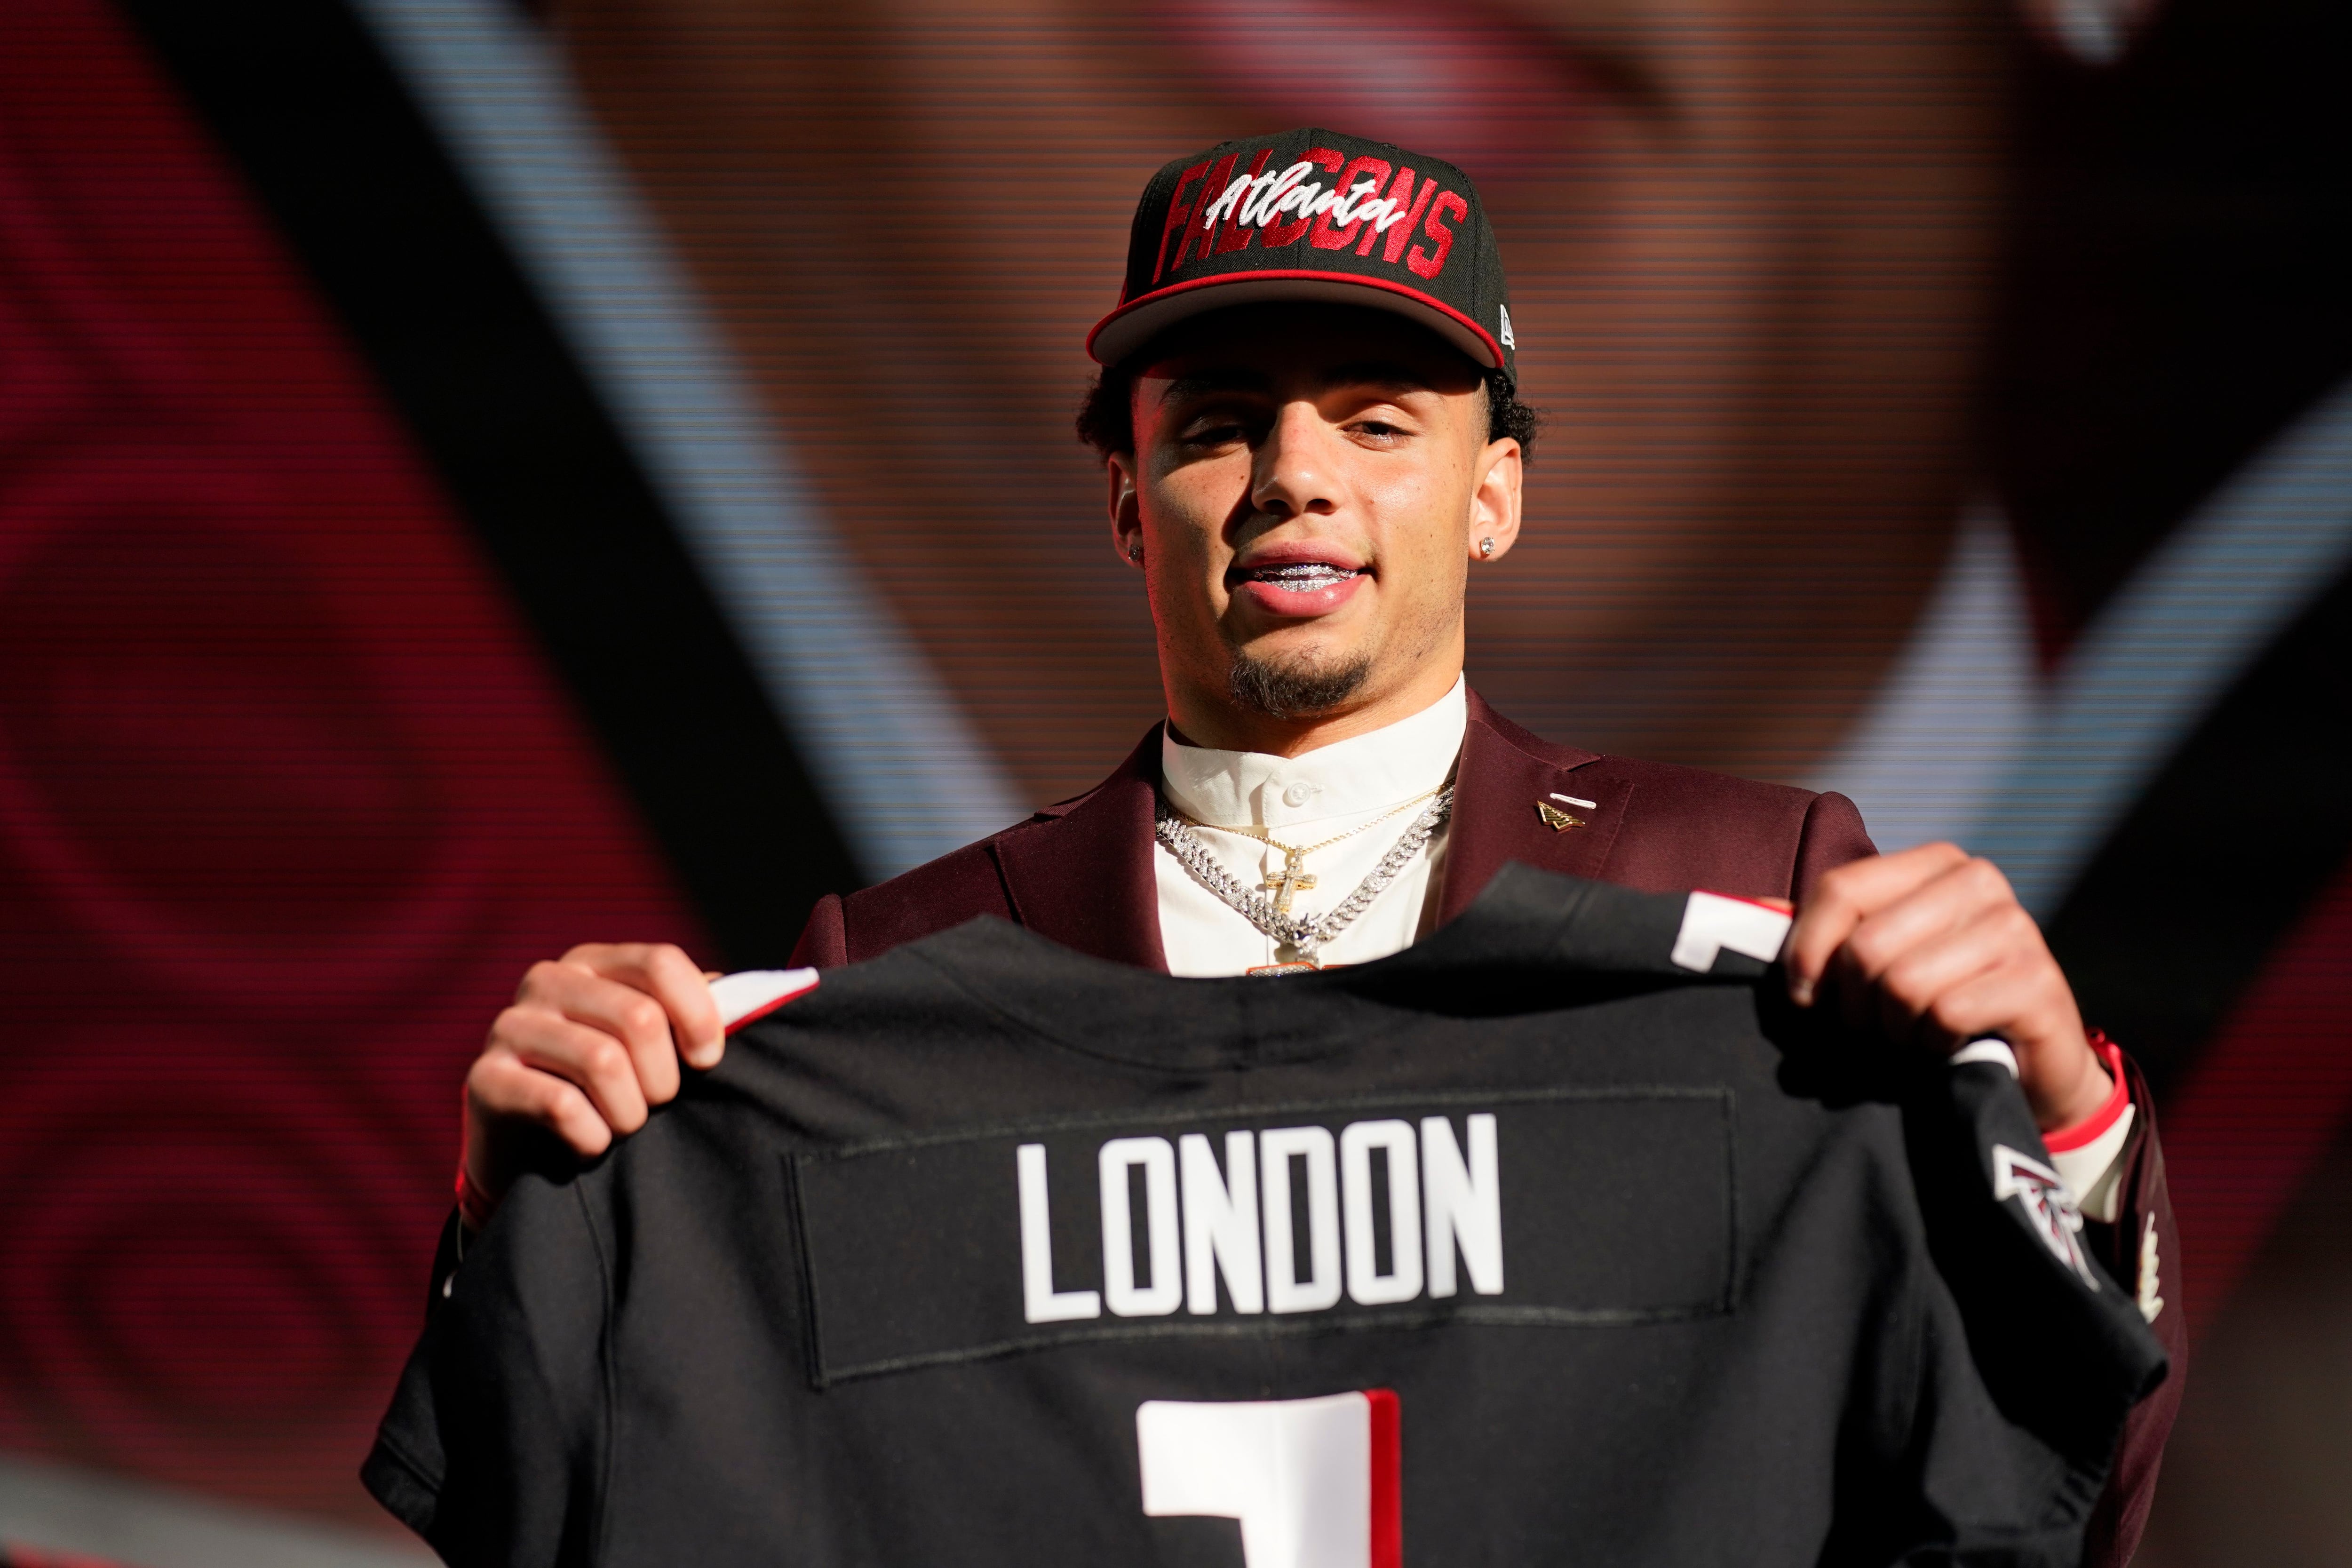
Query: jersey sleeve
1888 1052 2171 1565
363 1170 613 1561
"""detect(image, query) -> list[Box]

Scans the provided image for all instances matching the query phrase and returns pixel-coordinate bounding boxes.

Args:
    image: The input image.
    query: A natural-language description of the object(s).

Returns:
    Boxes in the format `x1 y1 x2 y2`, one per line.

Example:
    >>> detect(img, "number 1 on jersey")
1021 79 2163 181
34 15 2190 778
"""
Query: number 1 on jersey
1137 1390 1402 1568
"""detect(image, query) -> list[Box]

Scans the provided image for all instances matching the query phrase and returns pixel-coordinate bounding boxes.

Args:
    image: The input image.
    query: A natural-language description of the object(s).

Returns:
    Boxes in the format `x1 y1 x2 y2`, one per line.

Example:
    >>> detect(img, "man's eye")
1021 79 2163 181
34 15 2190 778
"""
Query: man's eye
1353 420 1404 438
1184 420 1248 445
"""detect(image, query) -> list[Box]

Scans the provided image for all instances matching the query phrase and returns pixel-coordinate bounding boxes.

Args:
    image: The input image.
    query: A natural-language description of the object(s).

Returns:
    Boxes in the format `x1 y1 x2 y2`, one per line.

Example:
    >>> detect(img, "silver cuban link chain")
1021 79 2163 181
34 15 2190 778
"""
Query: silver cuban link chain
1152 788 1455 958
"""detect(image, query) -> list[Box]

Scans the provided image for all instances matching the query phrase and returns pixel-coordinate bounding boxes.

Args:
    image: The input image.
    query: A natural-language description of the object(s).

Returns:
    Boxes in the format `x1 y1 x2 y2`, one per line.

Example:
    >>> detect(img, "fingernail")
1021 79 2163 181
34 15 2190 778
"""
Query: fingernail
1789 978 1814 1008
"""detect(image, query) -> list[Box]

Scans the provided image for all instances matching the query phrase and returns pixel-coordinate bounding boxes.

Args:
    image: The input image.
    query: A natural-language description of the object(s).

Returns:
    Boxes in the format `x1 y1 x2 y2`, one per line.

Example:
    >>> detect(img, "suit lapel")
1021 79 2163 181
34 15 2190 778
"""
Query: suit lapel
1438 692 1628 924
991 726 1169 972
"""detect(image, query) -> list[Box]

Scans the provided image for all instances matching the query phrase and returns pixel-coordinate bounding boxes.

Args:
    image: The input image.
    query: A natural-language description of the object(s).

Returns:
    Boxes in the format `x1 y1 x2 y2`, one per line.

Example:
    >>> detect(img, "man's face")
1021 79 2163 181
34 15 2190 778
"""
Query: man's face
1110 306 1520 742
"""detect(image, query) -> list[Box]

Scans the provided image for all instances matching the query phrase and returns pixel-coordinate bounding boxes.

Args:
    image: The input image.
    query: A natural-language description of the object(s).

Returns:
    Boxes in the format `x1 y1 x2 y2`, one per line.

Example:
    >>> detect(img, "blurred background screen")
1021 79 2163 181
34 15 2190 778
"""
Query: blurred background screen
0 0 2346 1560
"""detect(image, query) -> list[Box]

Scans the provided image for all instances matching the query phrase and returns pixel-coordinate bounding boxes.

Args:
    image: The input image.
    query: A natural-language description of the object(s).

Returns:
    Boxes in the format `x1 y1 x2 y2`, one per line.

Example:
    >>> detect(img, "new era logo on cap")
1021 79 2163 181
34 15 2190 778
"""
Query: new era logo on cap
1089 128 1516 382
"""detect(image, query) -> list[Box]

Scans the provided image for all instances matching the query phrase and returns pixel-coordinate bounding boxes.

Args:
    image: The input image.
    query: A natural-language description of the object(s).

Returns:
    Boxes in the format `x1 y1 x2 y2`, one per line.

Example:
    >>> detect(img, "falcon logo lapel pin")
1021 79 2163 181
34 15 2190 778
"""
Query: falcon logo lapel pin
1537 793 1593 831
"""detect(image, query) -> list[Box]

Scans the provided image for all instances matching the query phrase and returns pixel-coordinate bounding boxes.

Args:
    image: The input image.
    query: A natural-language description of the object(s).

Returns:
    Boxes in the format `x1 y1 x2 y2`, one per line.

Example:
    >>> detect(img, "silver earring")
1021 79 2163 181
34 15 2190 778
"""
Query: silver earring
1127 541 1144 564
1478 537 1496 559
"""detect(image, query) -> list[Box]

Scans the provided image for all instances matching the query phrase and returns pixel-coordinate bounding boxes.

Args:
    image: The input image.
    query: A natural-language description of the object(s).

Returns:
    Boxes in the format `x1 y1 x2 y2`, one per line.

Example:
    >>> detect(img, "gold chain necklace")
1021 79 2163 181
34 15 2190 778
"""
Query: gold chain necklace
1167 787 1441 916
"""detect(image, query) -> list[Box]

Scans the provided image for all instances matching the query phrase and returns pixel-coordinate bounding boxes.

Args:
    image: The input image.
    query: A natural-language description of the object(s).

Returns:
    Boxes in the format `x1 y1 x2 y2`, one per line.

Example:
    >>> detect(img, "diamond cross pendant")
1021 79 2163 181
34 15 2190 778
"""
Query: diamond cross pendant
1261 850 1317 915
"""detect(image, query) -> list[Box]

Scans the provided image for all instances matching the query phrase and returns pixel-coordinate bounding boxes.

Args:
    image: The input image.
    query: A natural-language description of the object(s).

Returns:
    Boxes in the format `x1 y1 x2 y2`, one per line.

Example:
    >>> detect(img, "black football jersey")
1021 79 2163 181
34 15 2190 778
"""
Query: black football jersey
365 867 2164 1568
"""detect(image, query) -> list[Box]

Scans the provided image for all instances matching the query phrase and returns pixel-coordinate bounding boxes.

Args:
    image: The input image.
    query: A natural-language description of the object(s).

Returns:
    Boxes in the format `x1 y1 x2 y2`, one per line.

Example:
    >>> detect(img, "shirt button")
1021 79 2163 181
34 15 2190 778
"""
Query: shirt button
1282 782 1319 808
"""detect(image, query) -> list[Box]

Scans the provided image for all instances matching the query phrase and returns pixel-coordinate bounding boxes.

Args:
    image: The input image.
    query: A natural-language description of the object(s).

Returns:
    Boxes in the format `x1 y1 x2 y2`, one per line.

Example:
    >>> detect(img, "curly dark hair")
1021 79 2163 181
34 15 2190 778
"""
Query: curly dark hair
1075 359 1541 465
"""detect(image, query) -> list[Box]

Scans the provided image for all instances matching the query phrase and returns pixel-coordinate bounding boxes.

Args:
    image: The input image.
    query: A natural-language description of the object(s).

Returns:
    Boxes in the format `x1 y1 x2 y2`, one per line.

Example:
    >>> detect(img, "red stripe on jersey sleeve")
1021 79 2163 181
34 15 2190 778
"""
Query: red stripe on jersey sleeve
1367 1387 1402 1568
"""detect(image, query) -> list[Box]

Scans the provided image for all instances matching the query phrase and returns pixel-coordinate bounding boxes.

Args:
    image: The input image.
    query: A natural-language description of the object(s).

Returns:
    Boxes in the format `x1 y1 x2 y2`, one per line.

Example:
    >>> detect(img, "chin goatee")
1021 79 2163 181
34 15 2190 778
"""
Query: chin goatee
1225 651 1374 720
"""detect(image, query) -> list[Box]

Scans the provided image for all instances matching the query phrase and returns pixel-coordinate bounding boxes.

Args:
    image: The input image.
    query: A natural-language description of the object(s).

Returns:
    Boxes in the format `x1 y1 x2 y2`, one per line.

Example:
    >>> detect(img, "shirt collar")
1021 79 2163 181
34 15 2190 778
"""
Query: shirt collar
1159 677 1468 829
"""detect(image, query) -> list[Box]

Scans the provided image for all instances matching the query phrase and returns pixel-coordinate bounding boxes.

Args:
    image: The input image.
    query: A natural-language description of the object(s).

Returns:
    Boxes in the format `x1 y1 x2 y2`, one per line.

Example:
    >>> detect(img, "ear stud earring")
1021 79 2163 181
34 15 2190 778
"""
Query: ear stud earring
1127 541 1144 564
1478 537 1496 559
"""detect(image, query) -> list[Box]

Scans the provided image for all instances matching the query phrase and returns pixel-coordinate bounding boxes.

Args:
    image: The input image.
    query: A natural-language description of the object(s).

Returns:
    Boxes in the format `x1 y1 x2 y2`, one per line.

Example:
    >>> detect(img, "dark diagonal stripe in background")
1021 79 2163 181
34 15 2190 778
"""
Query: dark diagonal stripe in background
115 0 860 966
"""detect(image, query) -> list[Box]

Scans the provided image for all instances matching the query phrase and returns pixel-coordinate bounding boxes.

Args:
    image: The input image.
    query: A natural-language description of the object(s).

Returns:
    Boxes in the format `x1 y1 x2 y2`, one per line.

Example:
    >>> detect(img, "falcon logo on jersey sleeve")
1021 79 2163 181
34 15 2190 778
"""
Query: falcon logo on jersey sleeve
1991 1143 2098 1289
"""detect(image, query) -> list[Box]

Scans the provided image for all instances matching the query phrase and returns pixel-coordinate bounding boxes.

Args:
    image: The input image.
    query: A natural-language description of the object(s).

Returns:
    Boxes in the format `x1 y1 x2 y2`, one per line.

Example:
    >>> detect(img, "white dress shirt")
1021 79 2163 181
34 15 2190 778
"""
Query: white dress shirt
1155 678 1466 977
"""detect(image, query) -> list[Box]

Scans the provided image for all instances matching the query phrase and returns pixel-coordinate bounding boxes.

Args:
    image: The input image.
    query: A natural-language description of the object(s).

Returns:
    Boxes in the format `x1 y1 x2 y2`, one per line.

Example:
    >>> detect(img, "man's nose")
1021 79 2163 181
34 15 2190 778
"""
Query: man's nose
1251 402 1340 520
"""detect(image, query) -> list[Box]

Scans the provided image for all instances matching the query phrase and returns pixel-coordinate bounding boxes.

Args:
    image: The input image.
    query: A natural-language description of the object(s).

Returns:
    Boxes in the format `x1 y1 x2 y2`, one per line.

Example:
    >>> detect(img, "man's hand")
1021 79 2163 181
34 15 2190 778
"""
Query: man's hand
462 943 724 1219
1782 844 2110 1131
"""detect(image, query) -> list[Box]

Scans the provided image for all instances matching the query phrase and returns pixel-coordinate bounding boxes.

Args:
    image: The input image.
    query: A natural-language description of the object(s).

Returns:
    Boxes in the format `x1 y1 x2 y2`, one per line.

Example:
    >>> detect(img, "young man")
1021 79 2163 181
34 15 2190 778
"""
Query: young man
458 132 2178 1561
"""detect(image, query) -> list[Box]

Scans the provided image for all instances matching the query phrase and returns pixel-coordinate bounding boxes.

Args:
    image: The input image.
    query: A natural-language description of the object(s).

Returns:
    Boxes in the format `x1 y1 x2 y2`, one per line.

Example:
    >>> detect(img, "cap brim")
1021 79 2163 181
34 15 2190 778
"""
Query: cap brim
1087 271 1505 373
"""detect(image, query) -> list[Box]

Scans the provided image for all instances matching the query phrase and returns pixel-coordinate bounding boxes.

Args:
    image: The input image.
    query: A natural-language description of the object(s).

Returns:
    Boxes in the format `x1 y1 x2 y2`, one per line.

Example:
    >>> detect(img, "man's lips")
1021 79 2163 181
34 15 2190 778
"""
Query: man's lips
1228 558 1368 618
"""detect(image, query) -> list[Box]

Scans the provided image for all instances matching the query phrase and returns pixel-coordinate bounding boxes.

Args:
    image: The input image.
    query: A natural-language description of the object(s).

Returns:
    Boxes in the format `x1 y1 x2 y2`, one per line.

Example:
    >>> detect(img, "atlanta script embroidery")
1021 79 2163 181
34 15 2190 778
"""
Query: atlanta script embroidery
1200 160 1418 236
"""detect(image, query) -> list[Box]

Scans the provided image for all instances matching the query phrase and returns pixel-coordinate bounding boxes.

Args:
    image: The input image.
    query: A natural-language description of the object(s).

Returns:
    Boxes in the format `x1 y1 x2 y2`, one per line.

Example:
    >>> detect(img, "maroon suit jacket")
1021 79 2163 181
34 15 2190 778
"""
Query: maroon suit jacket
789 690 2180 1564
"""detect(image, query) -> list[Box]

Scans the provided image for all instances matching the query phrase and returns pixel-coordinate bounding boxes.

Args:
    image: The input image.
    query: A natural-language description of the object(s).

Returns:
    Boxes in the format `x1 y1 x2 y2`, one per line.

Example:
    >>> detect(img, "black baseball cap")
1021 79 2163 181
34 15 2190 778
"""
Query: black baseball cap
1088 128 1517 382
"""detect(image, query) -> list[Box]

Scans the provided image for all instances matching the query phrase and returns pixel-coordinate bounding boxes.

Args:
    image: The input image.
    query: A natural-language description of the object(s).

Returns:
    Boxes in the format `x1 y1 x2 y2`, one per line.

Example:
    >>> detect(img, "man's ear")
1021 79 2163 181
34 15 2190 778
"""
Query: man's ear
1106 452 1144 565
1466 437 1525 564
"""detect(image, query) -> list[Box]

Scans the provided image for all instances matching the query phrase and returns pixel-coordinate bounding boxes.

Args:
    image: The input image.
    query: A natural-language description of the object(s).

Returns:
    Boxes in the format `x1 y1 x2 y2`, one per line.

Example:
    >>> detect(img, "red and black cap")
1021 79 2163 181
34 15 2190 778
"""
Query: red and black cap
1088 128 1517 382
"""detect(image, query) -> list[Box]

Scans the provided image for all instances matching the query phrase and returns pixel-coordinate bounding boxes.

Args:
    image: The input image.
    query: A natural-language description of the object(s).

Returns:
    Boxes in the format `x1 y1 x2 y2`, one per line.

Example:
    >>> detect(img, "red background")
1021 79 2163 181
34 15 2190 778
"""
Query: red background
0 0 699 1527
